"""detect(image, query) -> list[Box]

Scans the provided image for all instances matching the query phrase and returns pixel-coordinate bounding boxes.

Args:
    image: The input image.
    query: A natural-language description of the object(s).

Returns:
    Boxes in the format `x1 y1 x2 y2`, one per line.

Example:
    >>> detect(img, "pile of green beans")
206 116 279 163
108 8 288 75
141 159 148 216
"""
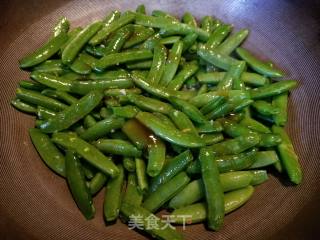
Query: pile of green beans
11 5 302 239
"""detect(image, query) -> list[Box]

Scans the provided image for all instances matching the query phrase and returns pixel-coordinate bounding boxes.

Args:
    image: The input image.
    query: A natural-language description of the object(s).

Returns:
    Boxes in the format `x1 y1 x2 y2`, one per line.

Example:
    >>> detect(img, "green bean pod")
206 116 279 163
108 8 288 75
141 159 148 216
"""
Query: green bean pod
252 100 279 116
199 148 224 230
103 25 134 55
89 11 136 45
65 151 95 220
104 164 124 221
123 157 136 173
205 24 233 50
135 158 149 193
62 21 102 64
36 106 56 120
147 137 166 177
148 42 167 84
127 94 173 114
159 40 184 86
236 47 284 78
52 132 119 178
249 151 279 168
39 90 103 133
33 59 66 74
170 186 254 224
167 61 199 90
272 126 302 184
272 93 288 126
40 89 77 105
143 172 190 213
95 139 142 157
136 112 206 148
88 172 108 195
16 88 67 111
19 80 47 91
29 128 65 177
11 99 37 114
123 173 143 206
216 29 249 55
168 110 199 136
124 25 154 48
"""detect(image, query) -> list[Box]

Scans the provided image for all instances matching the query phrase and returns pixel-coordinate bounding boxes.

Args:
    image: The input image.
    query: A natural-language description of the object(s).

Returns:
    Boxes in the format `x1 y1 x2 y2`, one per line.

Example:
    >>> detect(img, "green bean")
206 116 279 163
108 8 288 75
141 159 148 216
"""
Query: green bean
123 25 154 48
102 25 134 55
201 16 214 33
19 80 47 91
249 151 279 168
41 89 77 105
36 106 56 120
252 100 279 116
88 172 108 195
159 36 181 45
200 96 226 115
99 107 112 119
197 84 208 96
104 88 141 97
127 94 172 114
95 139 142 157
143 172 190 213
200 133 224 145
216 29 249 55
190 91 223 108
211 18 222 30
236 47 284 78
89 69 129 80
205 24 233 50
89 11 136 45
11 99 37 114
33 59 66 74
167 61 199 90
136 4 146 14
71 78 134 95
104 164 124 221
53 17 69 36
187 148 257 175
39 90 103 133
93 50 153 72
52 132 119 178
62 21 102 64
169 171 253 209
148 42 167 84
147 138 166 177
83 115 97 129
170 97 207 124
120 203 183 240
136 112 206 148
131 71 196 100
112 105 139 118
196 120 223 133
240 117 271 133
272 126 302 184
182 12 197 27
30 71 73 92
20 24 68 68
153 112 177 129
16 88 67 111
123 157 136 173
208 133 260 155
197 71 267 87
126 60 153 69
182 33 198 53
29 128 65 177
218 61 246 90
135 158 148 193
80 117 125 141
82 160 96 180
122 119 152 149
272 93 288 126
60 27 83 53
198 45 240 70
159 40 184 86
65 151 95 220
135 14 209 41
168 110 199 136
199 148 224 230
123 173 143 206
274 160 283 173
170 186 254 224
70 55 92 74
85 44 105 58
250 170 268 185
149 150 193 194
60 71 84 81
